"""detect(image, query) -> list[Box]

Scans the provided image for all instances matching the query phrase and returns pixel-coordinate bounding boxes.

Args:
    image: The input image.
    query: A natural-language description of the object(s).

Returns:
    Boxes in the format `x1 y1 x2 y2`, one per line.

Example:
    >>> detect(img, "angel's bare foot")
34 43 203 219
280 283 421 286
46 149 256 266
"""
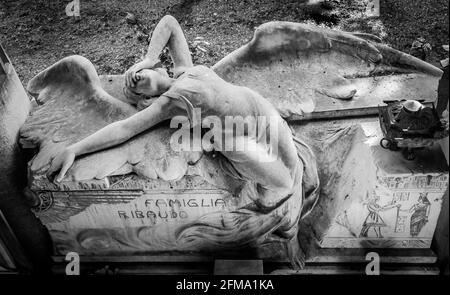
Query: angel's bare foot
286 237 305 270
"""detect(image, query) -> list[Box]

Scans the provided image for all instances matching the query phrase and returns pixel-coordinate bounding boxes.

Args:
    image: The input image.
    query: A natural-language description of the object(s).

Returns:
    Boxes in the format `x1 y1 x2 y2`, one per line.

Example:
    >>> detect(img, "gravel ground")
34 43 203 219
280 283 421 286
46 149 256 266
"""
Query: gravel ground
0 0 448 85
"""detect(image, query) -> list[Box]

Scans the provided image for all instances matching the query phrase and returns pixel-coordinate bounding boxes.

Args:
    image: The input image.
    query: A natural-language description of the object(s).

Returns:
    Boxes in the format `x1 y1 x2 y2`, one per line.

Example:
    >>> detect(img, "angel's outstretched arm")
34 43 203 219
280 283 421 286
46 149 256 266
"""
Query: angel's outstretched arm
125 15 193 87
47 96 182 182
145 15 193 70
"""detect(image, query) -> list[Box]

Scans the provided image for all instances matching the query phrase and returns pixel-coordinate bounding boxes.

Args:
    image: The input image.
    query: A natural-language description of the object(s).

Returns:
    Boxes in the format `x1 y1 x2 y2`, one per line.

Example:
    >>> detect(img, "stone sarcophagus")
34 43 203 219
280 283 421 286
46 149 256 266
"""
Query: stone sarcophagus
28 119 449 260
19 21 448 268
29 174 244 256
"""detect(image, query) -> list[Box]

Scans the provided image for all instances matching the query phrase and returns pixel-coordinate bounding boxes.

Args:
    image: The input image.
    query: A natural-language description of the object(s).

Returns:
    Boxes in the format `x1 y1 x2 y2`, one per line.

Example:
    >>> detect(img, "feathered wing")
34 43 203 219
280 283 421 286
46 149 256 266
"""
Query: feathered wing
20 55 201 184
213 21 443 120
20 55 136 173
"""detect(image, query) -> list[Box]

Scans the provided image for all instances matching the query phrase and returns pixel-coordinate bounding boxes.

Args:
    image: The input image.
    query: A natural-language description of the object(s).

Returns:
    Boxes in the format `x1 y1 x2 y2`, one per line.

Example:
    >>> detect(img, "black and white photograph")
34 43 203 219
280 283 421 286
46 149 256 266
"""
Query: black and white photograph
0 0 448 287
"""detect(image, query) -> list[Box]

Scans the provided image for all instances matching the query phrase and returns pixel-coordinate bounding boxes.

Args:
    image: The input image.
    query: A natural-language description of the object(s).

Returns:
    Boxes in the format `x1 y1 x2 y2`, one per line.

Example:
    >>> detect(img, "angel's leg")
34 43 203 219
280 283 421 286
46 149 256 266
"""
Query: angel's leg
145 15 193 72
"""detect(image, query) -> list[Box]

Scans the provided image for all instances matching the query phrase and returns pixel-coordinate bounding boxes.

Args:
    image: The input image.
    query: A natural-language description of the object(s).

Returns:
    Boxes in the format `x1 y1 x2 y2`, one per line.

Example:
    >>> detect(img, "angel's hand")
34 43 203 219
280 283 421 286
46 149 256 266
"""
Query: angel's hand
125 59 159 88
47 147 76 183
125 63 144 88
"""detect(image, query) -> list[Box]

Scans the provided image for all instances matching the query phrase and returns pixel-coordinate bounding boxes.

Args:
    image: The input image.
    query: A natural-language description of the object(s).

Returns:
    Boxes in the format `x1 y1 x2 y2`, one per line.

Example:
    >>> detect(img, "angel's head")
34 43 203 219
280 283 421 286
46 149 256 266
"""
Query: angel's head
124 68 174 107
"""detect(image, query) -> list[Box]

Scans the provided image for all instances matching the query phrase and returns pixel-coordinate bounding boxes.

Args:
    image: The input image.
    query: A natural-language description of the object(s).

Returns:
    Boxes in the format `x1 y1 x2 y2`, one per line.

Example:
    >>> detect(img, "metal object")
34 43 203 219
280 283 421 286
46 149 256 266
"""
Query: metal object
378 100 449 160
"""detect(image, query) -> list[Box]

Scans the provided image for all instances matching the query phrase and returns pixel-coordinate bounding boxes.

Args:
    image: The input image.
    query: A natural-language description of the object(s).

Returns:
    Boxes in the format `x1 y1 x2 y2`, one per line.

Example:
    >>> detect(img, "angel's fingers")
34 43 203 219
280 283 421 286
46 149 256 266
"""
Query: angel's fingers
127 73 134 88
125 72 130 87
46 170 57 183
126 71 134 87
131 72 138 84
46 159 61 180
47 162 57 176
135 73 142 81
55 160 73 183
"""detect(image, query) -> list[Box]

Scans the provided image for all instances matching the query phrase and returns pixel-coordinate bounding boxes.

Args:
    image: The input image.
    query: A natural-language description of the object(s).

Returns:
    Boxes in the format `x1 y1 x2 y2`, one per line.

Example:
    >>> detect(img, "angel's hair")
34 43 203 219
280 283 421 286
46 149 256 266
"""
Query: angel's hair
122 86 154 109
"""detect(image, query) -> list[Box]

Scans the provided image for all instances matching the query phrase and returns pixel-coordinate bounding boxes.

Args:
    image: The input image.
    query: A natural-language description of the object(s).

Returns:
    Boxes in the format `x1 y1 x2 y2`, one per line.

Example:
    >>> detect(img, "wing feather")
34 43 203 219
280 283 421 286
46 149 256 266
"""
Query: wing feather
20 55 137 174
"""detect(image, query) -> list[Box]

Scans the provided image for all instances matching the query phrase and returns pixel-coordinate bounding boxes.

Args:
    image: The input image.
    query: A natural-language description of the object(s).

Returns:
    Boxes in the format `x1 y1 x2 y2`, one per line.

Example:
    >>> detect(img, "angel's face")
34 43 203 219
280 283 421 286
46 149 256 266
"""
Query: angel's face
131 68 171 98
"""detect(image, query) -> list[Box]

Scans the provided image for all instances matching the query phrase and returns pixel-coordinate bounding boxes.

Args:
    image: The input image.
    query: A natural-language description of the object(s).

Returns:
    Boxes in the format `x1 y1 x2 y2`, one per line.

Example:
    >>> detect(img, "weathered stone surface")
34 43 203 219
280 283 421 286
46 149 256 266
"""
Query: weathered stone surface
18 22 448 266
30 117 448 261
